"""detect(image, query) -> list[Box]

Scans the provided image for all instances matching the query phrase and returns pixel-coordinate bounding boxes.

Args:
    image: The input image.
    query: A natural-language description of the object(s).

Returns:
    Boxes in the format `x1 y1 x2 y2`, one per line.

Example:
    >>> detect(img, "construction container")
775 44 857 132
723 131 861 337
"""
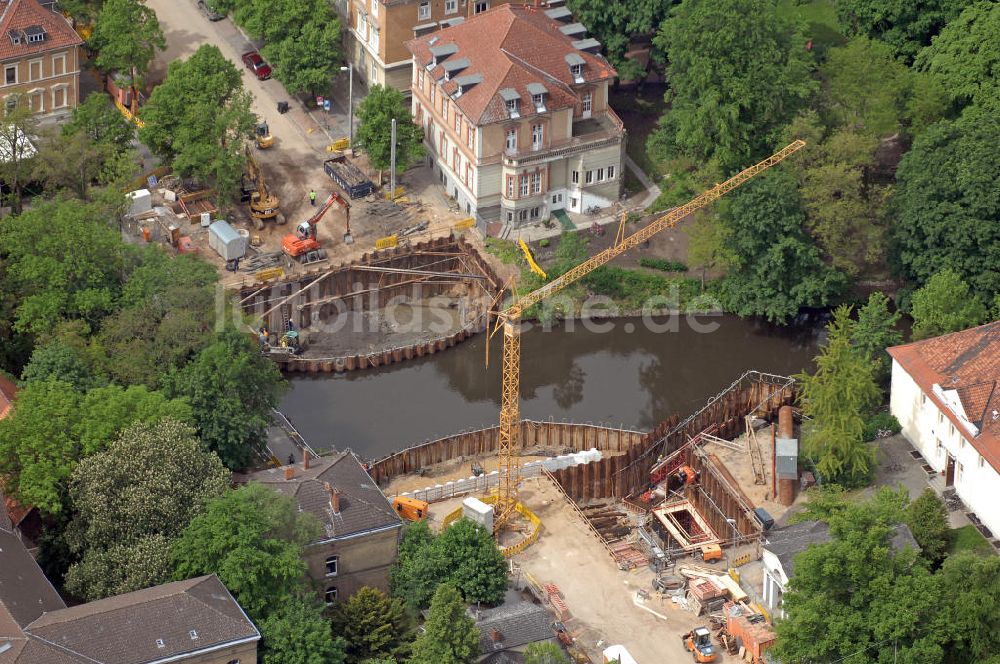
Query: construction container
208 220 247 261
754 507 774 531
462 496 494 532
127 188 151 216
776 435 799 506
324 155 374 199
602 645 638 664
392 496 427 521
725 603 776 662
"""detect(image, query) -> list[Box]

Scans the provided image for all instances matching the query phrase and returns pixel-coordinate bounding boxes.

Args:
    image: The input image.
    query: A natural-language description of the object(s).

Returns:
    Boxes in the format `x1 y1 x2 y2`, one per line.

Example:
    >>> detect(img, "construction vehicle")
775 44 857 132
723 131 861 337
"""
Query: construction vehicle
486 141 807 534
392 496 428 521
281 191 351 264
700 544 723 563
255 121 274 149
666 465 699 493
243 145 283 230
682 627 718 662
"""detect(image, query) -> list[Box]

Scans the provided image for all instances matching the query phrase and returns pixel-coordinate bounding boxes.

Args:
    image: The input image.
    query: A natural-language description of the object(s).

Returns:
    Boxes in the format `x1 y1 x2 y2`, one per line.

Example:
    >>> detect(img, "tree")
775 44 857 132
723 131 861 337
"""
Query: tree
891 105 1000 301
260 597 347 664
649 0 814 172
0 104 39 212
916 2 1000 108
851 292 902 383
684 213 731 291
565 0 669 73
165 328 285 470
139 45 254 200
64 419 228 599
524 642 569 664
909 269 988 340
796 306 881 485
89 0 165 106
355 85 424 173
0 381 191 514
408 584 479 664
391 521 447 610
21 341 105 390
32 129 124 200
262 2 342 96
905 489 950 565
331 587 412 664
835 0 968 62
171 483 321 620
435 519 507 605
63 92 135 148
0 199 127 337
716 170 846 323
796 127 890 276
821 37 912 137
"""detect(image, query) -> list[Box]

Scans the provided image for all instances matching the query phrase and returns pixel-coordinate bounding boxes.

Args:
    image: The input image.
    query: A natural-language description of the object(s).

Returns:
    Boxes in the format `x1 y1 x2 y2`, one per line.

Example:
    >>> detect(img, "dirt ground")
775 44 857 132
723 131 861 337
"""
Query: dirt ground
515 476 736 663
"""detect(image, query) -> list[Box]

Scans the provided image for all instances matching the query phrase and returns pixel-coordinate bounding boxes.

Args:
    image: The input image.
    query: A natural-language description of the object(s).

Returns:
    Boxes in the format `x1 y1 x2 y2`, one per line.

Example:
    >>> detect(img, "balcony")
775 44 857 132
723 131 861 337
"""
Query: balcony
502 108 625 166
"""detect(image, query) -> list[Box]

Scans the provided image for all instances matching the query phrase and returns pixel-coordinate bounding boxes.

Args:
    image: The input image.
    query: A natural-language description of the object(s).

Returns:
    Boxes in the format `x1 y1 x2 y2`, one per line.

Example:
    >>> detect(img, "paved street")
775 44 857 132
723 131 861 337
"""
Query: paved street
144 0 358 224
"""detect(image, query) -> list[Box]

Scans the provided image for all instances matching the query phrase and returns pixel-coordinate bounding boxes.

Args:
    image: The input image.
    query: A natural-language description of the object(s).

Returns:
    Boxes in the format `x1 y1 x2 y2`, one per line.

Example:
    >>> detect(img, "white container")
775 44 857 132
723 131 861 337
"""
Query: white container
208 220 247 261
127 189 151 216
163 189 177 202
462 496 494 533
603 645 638 664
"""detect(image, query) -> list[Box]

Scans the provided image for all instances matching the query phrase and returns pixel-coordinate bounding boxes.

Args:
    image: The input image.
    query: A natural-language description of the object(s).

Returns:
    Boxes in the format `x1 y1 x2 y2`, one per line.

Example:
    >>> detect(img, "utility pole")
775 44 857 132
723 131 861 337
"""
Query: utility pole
339 64 354 149
390 118 397 201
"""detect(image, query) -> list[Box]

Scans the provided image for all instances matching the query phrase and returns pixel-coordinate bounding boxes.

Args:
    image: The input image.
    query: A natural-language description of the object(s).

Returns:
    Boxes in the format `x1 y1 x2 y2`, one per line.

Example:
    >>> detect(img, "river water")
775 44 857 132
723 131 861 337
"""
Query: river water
279 314 822 459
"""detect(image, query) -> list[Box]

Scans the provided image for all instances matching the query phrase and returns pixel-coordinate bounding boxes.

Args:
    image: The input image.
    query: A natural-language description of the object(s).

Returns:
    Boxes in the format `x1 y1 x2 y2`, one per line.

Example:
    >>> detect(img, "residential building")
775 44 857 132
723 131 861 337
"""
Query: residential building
0 524 260 663
888 320 1000 539
472 589 556 659
0 378 42 551
342 0 537 91
405 4 625 227
0 0 83 121
241 451 403 604
761 520 918 618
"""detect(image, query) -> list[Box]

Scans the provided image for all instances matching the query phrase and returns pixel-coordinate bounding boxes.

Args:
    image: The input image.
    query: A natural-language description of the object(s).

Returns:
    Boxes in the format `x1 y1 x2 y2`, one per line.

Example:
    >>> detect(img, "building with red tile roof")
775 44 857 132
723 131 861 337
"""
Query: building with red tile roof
405 3 624 231
0 0 83 121
888 320 1000 539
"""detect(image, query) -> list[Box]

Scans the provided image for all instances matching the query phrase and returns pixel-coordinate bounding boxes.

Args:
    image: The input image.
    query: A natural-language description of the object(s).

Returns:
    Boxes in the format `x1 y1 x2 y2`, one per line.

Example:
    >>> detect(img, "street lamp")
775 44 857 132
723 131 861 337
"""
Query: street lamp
339 64 353 149
725 518 738 545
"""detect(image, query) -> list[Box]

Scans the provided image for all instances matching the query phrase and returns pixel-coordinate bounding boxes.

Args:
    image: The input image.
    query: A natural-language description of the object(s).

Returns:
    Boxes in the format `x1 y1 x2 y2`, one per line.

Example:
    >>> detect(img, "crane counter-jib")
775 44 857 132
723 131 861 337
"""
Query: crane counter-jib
506 139 806 319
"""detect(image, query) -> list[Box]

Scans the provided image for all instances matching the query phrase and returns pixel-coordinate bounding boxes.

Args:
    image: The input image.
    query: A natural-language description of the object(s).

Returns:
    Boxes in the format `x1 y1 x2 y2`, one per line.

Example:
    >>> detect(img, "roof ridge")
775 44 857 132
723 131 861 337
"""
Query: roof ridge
183 576 256 635
27 577 205 628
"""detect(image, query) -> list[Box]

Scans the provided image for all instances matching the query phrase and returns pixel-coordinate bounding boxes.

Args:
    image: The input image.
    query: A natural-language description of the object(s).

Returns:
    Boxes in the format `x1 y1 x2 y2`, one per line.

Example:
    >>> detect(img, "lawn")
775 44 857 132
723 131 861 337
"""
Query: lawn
948 525 994 556
777 0 847 53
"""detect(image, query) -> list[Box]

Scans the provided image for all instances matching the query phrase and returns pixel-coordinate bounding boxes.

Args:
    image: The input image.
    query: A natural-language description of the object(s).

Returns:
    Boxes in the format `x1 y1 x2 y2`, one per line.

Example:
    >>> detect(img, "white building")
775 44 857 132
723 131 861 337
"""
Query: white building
888 320 1000 540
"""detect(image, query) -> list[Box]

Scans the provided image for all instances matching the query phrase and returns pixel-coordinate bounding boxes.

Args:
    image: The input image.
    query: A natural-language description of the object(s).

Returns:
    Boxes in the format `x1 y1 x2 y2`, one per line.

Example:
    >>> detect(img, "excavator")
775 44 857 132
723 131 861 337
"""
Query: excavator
243 144 283 230
281 191 351 264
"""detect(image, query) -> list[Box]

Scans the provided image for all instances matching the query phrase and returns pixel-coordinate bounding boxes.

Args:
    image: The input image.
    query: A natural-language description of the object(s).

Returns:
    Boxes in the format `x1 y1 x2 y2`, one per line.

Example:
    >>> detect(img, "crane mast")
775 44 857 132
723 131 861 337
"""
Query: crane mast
491 140 806 531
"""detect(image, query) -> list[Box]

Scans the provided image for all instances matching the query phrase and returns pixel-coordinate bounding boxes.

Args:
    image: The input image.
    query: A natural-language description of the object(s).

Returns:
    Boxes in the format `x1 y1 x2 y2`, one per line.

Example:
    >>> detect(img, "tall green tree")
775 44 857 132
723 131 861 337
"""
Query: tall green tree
650 0 814 172
909 269 988 340
0 381 191 514
139 45 254 200
684 213 731 291
408 584 479 664
0 104 39 212
565 0 669 73
835 0 968 62
820 37 912 137
916 1 1000 108
32 130 128 201
331 587 413 664
851 292 902 383
716 170 846 323
796 306 881 485
260 597 347 664
355 85 424 173
165 328 285 470
21 341 105 390
171 483 321 620
89 0 165 103
434 519 507 605
64 419 229 599
391 521 447 610
262 0 342 96
892 104 1000 301
905 489 950 565
63 92 135 148
0 199 127 337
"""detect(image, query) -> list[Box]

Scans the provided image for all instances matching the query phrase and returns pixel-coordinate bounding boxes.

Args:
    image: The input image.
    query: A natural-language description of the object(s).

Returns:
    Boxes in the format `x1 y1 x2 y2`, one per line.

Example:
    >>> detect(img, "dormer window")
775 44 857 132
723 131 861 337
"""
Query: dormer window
506 99 519 117
571 64 583 80
565 53 586 83
500 88 520 118
25 26 46 44
8 31 20 45
526 83 548 113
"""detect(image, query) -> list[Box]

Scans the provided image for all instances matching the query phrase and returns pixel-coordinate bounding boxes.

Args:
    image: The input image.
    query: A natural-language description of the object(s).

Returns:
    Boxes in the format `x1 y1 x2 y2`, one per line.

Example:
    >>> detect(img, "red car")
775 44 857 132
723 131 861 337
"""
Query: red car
241 51 272 80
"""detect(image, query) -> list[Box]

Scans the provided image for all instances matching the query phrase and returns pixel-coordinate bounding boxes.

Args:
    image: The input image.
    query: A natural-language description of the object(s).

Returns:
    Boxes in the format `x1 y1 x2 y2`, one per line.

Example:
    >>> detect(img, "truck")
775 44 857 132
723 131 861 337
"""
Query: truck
323 154 375 199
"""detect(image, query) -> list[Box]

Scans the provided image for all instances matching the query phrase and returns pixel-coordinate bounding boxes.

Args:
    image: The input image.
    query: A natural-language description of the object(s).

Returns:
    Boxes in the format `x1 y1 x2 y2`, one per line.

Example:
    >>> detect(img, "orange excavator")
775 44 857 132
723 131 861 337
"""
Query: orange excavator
281 192 351 264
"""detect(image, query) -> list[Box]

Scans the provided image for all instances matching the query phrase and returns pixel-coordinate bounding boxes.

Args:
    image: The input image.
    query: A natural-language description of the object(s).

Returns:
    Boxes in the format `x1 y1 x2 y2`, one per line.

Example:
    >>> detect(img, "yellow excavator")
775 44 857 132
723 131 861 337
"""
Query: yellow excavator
243 144 283 230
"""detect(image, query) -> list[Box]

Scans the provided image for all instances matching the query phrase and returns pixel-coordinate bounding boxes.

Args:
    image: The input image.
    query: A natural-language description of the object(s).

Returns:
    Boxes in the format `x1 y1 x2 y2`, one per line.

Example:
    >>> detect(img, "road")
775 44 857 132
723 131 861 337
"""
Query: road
144 0 353 226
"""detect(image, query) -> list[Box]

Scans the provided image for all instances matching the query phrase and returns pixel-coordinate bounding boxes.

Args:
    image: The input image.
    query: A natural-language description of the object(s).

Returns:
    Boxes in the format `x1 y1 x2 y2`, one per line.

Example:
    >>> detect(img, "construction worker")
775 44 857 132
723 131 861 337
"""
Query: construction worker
309 189 317 206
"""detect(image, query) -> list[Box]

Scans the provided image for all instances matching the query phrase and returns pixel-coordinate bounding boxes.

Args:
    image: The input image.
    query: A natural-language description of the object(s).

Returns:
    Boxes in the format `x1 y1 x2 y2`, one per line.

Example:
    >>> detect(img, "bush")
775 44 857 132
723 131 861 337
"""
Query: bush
539 238 550 248
863 411 902 442
639 257 688 272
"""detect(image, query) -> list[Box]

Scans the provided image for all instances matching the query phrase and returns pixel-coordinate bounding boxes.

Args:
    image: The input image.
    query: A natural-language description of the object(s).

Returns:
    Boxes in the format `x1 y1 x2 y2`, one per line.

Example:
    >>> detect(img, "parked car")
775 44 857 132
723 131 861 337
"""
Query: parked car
241 51 272 80
196 0 224 21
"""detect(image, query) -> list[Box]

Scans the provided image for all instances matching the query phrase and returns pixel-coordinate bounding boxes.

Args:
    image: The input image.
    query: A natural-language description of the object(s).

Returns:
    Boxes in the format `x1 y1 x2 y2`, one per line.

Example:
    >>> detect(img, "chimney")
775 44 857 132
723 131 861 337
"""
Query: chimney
324 482 341 513
284 467 294 481
303 448 310 471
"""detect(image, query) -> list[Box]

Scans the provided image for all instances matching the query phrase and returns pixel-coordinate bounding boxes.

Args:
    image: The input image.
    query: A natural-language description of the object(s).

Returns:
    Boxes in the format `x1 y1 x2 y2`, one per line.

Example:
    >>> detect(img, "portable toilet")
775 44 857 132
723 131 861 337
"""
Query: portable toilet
208 220 247 261
462 496 494 533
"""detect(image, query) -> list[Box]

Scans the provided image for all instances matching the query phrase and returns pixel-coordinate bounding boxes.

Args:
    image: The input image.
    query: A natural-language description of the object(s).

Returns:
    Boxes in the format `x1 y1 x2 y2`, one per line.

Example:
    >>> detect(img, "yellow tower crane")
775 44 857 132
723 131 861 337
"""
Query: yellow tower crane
489 140 807 532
